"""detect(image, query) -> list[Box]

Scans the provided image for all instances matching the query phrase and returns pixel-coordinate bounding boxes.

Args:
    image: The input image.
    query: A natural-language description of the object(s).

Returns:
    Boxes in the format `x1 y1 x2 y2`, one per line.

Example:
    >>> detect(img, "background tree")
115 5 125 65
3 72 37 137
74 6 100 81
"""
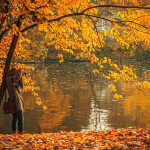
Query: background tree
0 0 150 107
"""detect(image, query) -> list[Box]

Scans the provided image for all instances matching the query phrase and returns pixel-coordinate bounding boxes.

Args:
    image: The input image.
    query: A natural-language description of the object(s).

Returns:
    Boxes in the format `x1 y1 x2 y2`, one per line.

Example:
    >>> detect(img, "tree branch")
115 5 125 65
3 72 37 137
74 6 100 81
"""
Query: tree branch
0 15 22 106
21 5 150 33
21 13 83 33
84 14 150 33
81 5 150 13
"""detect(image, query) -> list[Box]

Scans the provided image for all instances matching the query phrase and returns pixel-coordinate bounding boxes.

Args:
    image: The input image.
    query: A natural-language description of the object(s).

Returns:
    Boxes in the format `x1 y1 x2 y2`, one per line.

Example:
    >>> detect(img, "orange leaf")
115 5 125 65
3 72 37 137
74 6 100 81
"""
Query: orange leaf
17 140 25 144
0 145 3 149
114 142 121 146
74 138 80 142
97 142 103 145
104 143 110 148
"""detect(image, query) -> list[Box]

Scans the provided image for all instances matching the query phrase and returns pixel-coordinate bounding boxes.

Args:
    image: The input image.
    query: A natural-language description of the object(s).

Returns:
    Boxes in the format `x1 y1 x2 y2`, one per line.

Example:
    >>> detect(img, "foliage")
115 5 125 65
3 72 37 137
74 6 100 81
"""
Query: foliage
0 0 150 107
0 129 150 149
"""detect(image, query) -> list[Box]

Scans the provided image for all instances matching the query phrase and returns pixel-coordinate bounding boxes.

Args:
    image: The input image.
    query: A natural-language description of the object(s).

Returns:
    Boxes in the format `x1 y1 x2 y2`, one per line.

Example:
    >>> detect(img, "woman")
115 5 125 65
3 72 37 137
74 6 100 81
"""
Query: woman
6 68 24 134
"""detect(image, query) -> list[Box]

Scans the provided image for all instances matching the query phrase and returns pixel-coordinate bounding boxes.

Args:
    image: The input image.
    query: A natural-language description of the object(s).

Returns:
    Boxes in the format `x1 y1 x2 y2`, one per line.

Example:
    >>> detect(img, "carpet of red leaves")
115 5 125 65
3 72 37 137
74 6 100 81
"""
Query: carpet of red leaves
0 129 150 149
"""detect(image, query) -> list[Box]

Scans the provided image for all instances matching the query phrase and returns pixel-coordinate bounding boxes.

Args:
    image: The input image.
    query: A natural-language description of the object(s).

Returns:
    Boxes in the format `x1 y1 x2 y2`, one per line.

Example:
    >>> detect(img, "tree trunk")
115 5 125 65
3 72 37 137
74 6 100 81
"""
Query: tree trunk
0 17 22 106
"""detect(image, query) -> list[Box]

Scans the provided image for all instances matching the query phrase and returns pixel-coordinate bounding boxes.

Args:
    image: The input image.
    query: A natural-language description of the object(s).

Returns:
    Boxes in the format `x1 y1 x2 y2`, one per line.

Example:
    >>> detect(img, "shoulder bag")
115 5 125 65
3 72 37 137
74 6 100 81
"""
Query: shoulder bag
3 92 16 114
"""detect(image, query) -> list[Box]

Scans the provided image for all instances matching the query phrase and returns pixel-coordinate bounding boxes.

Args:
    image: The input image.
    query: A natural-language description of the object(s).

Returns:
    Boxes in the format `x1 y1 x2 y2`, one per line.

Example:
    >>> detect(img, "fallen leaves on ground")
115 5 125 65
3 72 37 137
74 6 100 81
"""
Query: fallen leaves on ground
0 129 149 149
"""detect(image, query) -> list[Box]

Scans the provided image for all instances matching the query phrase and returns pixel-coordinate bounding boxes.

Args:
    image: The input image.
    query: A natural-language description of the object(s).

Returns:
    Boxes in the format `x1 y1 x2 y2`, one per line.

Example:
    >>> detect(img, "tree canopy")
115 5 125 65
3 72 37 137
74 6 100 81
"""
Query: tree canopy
0 0 150 108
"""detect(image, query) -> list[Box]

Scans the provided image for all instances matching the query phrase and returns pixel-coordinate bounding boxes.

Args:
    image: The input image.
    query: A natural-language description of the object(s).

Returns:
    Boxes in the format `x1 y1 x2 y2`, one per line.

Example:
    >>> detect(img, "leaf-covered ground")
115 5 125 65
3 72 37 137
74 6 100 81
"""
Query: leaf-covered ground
0 129 149 149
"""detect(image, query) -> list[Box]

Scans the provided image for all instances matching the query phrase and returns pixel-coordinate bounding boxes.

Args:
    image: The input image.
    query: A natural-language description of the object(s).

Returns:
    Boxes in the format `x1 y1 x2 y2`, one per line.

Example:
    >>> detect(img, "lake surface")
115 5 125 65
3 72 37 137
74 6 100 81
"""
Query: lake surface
0 60 150 134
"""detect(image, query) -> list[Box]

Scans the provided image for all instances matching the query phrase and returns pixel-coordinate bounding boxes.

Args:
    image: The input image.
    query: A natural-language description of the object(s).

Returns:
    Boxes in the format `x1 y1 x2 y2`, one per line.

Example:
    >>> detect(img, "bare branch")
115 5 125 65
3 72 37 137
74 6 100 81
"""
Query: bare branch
21 13 83 33
84 14 150 33
21 5 150 33
0 4 147 36
81 5 150 14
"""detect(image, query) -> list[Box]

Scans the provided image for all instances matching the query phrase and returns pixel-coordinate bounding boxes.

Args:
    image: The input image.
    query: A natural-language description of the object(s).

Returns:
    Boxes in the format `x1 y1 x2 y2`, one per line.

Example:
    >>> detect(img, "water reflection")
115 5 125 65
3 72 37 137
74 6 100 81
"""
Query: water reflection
83 98 111 131
0 61 150 134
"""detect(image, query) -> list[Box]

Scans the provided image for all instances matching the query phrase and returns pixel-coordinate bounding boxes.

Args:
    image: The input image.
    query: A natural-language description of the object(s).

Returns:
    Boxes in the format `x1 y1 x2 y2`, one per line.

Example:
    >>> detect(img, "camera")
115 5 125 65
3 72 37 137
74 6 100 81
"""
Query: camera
22 72 26 76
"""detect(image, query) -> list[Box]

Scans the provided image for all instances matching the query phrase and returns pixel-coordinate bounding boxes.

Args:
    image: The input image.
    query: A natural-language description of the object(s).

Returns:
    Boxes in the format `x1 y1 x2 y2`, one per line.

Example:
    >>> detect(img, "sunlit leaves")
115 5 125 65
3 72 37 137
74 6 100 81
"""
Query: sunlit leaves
57 54 64 63
36 100 42 105
113 93 123 100
142 81 150 89
43 105 47 110
108 84 117 92
113 9 150 51
92 69 99 74
0 0 150 109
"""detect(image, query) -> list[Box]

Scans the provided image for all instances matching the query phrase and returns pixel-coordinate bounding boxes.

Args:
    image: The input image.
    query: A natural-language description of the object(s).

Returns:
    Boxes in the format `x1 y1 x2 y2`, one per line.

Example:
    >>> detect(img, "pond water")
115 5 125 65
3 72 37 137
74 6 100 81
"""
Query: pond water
0 60 150 134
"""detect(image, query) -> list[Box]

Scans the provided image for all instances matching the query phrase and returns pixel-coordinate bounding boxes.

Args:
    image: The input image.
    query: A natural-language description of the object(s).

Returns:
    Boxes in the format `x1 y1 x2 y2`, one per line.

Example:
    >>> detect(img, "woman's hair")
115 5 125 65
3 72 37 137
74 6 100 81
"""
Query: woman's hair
7 68 18 76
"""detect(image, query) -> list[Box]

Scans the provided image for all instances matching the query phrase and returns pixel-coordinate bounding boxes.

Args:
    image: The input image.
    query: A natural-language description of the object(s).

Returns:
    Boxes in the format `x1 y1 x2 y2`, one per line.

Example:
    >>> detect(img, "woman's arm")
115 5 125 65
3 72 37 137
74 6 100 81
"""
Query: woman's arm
12 68 22 83
18 78 23 89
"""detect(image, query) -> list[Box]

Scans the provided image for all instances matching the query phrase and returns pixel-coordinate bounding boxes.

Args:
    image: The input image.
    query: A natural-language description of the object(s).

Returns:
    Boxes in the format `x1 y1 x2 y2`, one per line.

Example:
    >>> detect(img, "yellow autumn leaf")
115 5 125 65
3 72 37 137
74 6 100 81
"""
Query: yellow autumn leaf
113 94 123 100
33 92 38 97
43 105 47 110
36 101 42 105
108 84 117 92
92 69 99 74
